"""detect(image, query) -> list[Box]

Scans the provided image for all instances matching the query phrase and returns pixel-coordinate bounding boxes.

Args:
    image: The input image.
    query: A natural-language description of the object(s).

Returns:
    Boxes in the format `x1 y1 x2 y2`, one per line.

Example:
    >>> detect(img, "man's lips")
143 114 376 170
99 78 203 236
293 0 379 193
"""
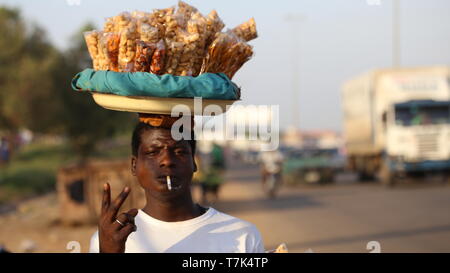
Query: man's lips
155 175 182 189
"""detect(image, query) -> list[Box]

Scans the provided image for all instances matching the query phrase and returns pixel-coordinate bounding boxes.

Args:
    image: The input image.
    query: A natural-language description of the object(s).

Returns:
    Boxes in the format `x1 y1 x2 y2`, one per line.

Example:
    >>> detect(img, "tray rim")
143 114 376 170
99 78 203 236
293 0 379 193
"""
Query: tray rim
90 92 240 115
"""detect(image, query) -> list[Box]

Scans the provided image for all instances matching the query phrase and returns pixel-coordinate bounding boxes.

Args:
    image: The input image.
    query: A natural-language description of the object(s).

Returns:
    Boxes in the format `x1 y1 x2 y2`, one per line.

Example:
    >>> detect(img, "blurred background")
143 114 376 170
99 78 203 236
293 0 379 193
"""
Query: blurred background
0 0 449 253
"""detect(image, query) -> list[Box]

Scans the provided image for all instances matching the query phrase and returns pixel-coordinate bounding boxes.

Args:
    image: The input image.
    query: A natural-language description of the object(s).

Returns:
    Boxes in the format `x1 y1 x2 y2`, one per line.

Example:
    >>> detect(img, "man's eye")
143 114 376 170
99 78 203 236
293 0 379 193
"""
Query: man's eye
175 149 187 155
146 151 158 156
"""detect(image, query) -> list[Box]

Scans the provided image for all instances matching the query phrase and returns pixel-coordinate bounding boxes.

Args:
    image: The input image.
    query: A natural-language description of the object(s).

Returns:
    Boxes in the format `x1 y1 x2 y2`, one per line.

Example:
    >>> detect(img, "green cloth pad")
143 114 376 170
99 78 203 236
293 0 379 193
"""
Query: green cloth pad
71 69 239 100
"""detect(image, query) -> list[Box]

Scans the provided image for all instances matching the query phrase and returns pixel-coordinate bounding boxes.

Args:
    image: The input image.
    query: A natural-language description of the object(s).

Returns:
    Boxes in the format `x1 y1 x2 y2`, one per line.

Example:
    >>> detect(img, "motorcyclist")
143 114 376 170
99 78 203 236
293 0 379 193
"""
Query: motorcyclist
258 150 284 197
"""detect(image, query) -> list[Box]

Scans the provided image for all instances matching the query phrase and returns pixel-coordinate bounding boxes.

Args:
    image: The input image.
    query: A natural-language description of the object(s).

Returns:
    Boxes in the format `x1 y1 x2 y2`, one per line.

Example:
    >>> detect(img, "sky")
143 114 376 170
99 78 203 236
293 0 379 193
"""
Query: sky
1 0 449 132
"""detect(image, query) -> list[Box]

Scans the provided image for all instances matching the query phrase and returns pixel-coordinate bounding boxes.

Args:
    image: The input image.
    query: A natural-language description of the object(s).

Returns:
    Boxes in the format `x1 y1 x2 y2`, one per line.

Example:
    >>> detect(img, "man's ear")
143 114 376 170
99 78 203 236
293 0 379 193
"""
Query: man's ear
131 156 137 176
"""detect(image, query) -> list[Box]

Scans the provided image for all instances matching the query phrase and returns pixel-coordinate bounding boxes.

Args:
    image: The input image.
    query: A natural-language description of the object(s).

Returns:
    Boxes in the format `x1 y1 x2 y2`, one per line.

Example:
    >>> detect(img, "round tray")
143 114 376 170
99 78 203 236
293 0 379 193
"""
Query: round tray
91 93 238 115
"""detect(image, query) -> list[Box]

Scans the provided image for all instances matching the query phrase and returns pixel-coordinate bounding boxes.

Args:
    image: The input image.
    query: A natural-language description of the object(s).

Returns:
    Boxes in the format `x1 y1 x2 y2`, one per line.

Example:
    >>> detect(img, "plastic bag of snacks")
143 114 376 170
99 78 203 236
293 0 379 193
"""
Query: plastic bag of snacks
134 41 156 72
231 18 258 42
200 31 253 79
150 40 166 75
101 32 120 72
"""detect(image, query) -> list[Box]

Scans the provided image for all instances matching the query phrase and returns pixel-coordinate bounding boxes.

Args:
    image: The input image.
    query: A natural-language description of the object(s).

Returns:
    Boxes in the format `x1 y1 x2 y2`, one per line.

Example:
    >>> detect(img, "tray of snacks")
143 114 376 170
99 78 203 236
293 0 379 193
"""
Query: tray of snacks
71 1 257 115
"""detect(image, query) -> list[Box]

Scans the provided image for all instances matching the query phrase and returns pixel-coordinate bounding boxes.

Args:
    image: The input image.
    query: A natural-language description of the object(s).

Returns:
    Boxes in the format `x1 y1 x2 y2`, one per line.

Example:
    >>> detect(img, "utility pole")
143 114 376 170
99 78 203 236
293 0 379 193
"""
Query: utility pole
285 14 305 129
393 0 401 67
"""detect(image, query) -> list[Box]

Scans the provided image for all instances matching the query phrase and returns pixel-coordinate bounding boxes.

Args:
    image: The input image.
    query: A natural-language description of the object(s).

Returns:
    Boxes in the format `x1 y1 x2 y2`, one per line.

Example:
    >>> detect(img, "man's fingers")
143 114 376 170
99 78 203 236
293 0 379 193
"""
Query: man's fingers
107 187 130 220
101 183 111 214
113 210 138 231
127 208 138 218
118 223 137 238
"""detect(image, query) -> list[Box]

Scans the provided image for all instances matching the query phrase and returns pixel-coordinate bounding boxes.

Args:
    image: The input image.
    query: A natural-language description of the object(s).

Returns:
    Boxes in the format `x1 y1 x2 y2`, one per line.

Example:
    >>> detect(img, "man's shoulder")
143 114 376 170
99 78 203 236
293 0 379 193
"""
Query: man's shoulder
208 208 261 235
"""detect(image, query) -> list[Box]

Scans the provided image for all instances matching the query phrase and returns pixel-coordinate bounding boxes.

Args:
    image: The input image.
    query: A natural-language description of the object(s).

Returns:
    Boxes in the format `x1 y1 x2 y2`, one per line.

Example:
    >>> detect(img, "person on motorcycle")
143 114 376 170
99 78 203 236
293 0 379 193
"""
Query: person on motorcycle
258 149 284 197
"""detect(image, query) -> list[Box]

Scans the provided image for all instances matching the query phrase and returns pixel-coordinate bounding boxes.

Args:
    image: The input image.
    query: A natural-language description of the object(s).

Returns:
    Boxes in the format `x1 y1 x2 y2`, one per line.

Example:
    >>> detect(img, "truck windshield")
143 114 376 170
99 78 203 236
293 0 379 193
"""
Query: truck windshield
395 103 450 126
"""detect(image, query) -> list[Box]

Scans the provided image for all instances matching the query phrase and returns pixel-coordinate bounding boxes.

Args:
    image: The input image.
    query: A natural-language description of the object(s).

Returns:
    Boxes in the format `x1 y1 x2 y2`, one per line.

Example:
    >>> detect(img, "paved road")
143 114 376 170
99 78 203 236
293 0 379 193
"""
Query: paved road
211 162 450 253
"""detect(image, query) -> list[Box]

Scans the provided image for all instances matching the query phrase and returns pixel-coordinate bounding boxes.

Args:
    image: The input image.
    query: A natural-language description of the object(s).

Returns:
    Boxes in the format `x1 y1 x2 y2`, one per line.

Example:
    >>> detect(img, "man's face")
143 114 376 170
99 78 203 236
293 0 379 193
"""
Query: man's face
131 128 196 196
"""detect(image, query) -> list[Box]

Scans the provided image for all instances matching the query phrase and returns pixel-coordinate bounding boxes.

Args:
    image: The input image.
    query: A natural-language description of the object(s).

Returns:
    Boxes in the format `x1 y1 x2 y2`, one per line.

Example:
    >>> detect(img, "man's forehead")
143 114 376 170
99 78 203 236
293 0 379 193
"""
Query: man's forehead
140 128 188 147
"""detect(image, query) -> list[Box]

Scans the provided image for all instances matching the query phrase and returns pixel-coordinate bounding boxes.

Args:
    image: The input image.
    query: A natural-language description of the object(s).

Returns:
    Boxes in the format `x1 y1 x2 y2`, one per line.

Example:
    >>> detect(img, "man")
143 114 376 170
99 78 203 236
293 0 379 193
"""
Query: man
89 117 264 253
200 142 226 205
258 149 284 198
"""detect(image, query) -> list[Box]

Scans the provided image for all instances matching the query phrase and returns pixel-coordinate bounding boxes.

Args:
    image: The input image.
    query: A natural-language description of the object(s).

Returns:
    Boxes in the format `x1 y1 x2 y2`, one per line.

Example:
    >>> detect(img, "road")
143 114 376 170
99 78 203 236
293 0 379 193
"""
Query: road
211 162 450 253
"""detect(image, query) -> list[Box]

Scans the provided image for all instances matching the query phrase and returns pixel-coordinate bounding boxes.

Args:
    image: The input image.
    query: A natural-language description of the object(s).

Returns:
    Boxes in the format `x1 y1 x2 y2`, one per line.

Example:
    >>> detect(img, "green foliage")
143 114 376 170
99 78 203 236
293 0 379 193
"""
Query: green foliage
0 6 136 160
0 142 70 204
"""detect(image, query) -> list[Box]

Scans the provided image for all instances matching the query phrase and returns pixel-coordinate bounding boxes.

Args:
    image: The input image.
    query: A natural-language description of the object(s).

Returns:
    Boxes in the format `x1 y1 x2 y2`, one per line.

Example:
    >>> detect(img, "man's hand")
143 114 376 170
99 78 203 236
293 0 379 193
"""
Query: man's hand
98 183 138 253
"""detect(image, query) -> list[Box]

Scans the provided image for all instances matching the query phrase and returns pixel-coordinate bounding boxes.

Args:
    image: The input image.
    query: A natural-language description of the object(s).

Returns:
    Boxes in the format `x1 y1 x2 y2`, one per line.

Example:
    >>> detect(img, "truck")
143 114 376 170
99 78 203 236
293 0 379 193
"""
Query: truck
341 66 450 186
282 147 346 185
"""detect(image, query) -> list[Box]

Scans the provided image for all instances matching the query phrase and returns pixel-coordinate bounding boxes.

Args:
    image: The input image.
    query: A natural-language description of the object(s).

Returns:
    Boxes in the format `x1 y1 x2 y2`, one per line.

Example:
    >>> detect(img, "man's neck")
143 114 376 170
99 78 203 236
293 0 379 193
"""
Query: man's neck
141 191 206 222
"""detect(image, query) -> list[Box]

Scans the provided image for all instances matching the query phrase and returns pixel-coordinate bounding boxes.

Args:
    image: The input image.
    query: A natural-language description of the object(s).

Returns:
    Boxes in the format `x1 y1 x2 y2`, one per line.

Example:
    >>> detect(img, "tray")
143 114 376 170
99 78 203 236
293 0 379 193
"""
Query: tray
91 92 238 115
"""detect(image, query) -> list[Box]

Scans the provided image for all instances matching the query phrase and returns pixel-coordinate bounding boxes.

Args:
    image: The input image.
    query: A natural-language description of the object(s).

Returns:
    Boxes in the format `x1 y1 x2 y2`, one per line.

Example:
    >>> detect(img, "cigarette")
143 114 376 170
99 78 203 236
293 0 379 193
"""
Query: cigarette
166 176 172 191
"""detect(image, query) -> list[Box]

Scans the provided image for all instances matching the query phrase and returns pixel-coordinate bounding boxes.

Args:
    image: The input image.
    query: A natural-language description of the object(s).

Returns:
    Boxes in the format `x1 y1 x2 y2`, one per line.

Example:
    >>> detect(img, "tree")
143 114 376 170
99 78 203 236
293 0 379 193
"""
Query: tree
52 23 135 160
0 6 135 161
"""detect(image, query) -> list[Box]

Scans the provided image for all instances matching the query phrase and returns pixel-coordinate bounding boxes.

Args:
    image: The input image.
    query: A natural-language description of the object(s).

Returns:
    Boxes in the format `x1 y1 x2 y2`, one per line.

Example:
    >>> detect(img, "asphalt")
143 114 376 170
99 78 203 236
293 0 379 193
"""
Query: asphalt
211 162 450 253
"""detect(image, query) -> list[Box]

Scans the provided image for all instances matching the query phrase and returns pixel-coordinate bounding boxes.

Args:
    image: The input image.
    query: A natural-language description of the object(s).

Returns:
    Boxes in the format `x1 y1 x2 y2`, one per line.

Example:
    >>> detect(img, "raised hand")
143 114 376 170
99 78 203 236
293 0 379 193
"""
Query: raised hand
98 183 138 253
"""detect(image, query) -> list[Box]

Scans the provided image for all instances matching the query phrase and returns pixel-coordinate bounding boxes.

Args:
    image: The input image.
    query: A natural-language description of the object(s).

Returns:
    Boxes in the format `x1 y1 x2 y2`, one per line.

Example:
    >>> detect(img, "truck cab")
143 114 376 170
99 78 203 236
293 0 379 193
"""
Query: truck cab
386 100 450 174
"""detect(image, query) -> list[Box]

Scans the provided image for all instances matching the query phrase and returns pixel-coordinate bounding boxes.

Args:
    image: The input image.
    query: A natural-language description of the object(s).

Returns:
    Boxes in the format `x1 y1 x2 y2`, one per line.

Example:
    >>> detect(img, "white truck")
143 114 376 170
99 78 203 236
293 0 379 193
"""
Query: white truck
341 66 450 185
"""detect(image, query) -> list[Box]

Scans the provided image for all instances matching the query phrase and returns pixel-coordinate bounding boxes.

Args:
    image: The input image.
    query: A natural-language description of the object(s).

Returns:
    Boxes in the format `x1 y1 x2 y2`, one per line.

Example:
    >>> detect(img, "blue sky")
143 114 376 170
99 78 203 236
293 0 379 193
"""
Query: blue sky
1 0 449 131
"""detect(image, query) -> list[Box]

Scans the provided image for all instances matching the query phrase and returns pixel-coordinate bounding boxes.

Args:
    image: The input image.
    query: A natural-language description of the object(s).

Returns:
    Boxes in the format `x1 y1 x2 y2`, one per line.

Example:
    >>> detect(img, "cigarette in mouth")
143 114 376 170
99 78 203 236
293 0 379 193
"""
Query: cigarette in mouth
166 176 172 191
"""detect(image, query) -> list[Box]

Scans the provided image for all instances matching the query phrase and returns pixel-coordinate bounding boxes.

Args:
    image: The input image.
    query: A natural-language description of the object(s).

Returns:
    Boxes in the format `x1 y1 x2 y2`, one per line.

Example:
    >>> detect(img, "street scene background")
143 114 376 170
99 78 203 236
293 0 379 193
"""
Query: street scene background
1 0 450 252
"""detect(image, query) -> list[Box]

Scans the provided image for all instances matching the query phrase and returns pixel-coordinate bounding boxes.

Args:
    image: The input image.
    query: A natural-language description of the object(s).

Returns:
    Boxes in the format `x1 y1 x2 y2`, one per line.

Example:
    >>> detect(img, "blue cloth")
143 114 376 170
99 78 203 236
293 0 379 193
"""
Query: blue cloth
71 69 239 100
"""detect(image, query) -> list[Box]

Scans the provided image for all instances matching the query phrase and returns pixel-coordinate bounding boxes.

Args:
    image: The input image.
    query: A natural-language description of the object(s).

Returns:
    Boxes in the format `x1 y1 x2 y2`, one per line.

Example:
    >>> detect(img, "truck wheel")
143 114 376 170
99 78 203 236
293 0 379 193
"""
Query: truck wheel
358 171 372 182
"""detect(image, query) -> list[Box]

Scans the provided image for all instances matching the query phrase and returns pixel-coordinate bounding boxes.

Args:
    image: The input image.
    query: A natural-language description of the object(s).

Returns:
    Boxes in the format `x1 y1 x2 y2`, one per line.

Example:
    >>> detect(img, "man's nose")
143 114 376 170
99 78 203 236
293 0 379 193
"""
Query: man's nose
159 149 176 168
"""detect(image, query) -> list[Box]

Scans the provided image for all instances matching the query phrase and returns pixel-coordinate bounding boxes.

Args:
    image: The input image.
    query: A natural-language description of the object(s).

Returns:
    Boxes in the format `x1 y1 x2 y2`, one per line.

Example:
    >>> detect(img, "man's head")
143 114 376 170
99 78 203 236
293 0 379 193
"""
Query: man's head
131 122 197 198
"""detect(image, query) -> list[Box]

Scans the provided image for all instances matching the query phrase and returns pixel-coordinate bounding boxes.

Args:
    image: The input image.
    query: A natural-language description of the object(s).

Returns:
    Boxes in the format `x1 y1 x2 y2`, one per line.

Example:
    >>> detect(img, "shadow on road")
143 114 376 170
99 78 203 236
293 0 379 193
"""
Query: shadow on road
284 224 450 251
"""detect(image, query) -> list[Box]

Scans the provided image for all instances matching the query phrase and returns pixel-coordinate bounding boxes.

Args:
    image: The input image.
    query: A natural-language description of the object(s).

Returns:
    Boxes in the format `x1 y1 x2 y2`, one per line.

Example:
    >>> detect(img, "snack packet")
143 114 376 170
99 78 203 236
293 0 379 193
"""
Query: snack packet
231 18 258 42
164 40 183 74
150 40 166 75
140 23 160 43
84 30 101 70
118 25 138 72
134 40 156 72
204 10 225 46
101 32 120 72
201 31 253 79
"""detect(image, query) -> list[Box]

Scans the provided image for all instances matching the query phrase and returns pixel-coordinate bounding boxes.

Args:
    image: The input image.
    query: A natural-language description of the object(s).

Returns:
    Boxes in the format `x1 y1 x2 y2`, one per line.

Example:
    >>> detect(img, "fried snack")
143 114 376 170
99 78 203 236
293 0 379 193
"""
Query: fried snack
174 32 199 76
132 10 151 34
96 35 111 70
102 32 120 71
84 4 256 78
176 1 198 27
84 31 101 70
164 40 184 74
140 23 160 43
201 32 253 79
118 25 138 72
150 40 166 75
103 17 115 33
204 10 225 46
232 18 258 42
187 14 208 75
148 7 175 37
115 12 135 33
134 41 156 72
164 13 183 41
84 31 111 70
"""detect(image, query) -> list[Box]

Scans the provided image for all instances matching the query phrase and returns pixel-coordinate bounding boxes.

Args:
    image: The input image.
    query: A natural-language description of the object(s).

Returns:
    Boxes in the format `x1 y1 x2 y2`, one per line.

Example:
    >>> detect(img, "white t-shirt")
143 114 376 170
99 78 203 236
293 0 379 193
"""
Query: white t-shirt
89 207 265 253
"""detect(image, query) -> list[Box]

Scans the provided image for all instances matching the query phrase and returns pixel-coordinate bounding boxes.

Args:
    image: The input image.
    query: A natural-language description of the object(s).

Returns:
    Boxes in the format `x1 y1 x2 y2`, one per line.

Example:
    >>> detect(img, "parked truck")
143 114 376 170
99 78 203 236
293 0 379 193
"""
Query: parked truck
341 66 450 186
